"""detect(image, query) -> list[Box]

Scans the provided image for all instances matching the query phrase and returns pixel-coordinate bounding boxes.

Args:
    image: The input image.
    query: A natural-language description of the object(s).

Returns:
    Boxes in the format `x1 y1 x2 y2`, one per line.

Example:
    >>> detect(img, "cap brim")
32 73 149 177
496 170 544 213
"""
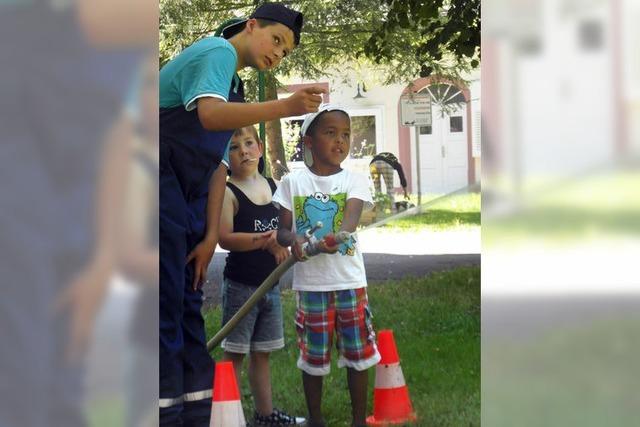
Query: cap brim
300 104 350 136
303 143 314 168
221 19 248 39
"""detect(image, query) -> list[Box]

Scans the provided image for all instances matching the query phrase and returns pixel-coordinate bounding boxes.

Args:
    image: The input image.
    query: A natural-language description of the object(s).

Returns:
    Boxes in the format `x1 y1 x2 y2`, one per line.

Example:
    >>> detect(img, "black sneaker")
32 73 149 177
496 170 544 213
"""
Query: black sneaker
253 408 306 426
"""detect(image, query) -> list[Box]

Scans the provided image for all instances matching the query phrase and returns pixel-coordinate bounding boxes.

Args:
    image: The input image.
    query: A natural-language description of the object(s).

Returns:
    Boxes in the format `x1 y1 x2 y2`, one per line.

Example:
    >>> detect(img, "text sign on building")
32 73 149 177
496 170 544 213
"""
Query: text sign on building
400 93 432 127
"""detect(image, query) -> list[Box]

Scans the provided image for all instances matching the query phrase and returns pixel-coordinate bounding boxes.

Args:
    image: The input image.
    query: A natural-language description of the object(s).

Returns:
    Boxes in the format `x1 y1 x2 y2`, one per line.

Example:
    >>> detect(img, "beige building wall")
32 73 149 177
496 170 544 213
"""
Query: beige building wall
281 66 481 194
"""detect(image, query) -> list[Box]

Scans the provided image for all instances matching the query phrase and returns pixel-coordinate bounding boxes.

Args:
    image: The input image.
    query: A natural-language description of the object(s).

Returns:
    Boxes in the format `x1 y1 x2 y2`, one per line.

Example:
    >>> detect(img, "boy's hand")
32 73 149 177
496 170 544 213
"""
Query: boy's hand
285 86 326 116
259 230 277 250
318 233 339 254
270 244 291 265
263 231 290 264
291 235 308 262
186 239 216 290
55 255 112 362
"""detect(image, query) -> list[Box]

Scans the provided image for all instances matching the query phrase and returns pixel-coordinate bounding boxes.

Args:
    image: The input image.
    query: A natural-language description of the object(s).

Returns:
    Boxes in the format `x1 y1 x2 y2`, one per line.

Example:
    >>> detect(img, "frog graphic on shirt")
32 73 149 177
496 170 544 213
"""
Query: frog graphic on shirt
294 191 355 256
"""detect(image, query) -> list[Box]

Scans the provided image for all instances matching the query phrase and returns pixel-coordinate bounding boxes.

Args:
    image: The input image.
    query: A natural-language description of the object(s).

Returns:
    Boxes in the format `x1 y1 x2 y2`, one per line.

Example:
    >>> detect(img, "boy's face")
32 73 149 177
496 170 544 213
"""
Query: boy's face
228 129 263 173
247 20 295 71
305 112 351 169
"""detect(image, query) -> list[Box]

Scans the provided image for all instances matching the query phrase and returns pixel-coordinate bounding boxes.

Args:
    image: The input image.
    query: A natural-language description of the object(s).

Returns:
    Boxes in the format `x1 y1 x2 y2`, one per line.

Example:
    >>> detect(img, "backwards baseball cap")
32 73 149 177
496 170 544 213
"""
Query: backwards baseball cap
221 2 304 46
300 104 351 137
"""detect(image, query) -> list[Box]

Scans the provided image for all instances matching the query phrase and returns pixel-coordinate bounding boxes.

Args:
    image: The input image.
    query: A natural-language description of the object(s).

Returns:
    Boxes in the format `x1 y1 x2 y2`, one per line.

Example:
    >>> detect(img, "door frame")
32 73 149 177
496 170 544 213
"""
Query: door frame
397 77 475 194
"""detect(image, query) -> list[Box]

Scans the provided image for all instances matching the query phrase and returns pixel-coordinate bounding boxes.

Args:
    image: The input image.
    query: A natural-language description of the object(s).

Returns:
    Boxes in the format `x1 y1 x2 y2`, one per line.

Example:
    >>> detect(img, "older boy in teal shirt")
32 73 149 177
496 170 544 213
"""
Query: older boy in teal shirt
159 3 325 425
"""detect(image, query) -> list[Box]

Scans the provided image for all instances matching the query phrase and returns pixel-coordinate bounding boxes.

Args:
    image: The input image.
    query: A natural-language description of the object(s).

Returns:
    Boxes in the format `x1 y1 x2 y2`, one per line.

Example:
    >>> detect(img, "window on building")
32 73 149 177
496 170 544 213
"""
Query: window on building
349 115 376 158
283 119 304 162
450 116 463 133
579 19 603 51
418 83 466 116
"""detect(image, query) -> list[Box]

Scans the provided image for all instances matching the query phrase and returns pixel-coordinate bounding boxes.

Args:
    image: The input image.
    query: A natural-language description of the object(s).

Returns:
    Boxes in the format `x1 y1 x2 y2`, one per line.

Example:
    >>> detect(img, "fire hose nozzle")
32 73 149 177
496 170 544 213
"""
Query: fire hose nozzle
303 229 352 257
305 221 323 240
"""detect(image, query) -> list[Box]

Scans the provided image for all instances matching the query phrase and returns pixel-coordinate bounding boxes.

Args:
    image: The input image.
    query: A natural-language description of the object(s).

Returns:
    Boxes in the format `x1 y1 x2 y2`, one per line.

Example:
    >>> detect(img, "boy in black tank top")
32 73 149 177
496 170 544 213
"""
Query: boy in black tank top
217 126 305 426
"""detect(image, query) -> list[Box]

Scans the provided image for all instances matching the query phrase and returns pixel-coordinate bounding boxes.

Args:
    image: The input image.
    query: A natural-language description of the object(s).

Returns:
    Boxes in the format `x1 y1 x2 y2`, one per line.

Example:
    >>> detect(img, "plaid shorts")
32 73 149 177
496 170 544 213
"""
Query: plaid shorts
295 288 381 376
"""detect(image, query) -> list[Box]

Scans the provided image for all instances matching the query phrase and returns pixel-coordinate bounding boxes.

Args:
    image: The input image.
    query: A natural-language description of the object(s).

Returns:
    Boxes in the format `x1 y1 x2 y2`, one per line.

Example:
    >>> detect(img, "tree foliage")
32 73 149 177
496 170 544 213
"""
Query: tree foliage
160 0 480 84
364 0 480 77
159 0 479 175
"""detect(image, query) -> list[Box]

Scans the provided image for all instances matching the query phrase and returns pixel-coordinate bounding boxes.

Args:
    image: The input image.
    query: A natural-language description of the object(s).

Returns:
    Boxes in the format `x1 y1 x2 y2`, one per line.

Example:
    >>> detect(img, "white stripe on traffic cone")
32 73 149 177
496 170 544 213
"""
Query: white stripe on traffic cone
210 400 246 427
374 362 407 389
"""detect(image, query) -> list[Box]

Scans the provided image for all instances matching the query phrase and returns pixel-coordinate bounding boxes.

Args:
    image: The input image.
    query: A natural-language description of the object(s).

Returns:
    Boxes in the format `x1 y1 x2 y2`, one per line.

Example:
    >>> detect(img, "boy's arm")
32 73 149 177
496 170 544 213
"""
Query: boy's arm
186 163 227 290
197 85 326 131
205 163 228 244
341 198 365 233
56 111 133 360
276 208 295 247
218 186 273 252
277 208 306 261
341 172 373 231
394 163 410 199
315 198 364 254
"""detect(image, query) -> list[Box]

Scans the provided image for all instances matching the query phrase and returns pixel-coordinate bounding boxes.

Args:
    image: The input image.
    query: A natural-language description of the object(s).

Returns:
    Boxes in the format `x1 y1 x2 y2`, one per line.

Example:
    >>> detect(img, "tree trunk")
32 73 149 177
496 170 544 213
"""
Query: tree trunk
264 74 288 180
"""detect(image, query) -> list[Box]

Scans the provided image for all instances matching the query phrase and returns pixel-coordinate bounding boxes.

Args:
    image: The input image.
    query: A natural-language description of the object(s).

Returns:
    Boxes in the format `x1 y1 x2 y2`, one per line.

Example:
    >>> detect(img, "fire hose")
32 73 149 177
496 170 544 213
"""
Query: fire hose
207 222 351 353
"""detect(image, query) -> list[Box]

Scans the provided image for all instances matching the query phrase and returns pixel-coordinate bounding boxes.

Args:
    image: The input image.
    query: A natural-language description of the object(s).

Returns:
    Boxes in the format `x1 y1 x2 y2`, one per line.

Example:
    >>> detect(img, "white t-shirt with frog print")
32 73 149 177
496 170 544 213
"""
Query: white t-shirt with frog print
272 168 374 291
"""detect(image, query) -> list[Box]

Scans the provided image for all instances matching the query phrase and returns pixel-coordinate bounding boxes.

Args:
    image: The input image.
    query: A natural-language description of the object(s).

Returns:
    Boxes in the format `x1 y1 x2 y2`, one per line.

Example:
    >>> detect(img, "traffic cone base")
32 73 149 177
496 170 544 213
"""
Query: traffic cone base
372 386 414 420
210 361 246 427
366 330 417 426
366 412 417 427
210 400 246 427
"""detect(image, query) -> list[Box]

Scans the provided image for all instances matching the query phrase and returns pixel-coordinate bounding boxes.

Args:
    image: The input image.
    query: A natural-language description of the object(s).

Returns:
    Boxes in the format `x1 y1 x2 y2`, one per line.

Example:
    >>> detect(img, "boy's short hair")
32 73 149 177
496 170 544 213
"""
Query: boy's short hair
300 104 351 137
221 2 304 45
232 125 261 142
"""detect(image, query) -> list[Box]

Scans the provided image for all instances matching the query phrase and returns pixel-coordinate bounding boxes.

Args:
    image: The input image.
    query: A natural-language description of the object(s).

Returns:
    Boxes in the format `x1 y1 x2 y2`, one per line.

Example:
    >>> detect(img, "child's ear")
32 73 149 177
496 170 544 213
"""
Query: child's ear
303 135 313 150
245 18 257 34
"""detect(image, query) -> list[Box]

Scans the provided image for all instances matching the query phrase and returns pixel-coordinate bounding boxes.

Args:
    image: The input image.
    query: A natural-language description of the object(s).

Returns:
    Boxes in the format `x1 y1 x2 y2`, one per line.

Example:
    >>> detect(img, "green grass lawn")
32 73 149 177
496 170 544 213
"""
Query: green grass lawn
205 266 480 426
381 192 480 232
87 397 124 427
483 314 640 426
483 170 640 244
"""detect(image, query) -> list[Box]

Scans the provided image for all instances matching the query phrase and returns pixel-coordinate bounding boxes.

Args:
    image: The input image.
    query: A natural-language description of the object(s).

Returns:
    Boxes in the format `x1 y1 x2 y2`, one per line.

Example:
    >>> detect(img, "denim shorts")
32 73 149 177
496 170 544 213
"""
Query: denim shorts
220 277 284 354
295 288 381 376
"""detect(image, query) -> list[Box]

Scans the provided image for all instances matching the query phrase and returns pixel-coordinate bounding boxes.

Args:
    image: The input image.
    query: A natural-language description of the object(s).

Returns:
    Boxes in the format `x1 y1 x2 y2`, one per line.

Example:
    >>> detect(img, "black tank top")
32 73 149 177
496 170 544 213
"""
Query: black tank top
223 178 279 287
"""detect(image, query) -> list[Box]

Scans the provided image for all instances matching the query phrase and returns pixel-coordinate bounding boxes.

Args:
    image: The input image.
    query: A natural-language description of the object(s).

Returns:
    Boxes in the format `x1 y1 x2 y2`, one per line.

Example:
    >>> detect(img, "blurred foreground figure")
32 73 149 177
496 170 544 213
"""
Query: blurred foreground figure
0 1 153 425
119 55 159 427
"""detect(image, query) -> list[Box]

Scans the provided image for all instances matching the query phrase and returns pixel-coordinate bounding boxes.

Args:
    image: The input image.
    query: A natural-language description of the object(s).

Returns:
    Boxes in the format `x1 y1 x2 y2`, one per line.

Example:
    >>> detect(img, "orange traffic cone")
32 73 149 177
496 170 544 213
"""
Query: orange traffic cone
209 361 246 427
366 330 417 426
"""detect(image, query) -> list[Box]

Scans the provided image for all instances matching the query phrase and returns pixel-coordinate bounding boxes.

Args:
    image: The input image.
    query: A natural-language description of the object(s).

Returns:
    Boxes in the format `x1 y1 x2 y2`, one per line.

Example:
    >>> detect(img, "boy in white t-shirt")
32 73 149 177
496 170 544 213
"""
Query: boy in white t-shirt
273 105 381 427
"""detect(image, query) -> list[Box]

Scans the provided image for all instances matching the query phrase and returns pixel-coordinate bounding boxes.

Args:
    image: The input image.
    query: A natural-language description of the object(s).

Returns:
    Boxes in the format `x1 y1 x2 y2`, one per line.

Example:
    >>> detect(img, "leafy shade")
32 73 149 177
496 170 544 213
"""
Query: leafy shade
364 0 480 77
160 0 480 84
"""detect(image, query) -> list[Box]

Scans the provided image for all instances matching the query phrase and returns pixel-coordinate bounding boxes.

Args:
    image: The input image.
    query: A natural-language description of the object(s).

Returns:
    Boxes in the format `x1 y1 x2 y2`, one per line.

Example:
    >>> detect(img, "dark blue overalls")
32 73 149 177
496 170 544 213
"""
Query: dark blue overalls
159 76 244 426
